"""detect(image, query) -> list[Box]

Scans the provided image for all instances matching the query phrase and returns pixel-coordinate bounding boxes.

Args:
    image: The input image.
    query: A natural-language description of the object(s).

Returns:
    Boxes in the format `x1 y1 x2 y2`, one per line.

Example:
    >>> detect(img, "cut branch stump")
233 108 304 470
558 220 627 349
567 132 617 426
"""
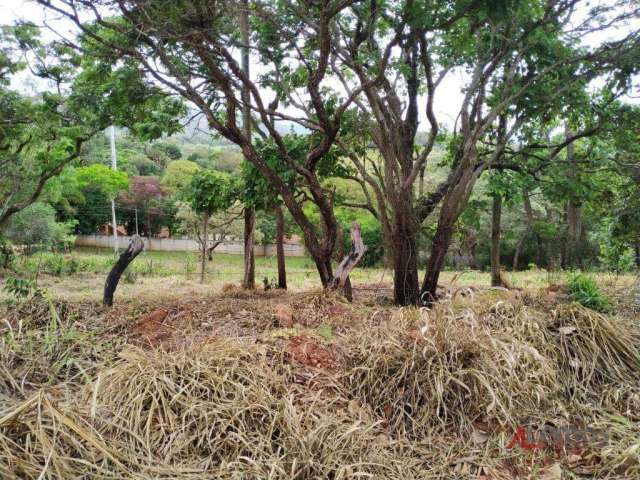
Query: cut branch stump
331 222 367 300
103 235 144 306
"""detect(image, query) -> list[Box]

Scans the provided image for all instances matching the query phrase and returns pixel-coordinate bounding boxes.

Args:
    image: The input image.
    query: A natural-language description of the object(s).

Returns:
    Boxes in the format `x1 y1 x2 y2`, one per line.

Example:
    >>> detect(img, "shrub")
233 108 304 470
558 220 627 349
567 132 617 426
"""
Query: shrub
39 254 81 276
3 277 40 298
5 203 76 252
567 273 612 313
0 235 14 269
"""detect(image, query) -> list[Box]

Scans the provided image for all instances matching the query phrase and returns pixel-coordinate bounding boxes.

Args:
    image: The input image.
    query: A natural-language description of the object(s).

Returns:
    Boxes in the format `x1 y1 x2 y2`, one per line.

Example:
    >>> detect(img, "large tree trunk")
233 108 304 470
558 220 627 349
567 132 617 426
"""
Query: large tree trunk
240 0 255 290
391 223 419 306
242 208 256 289
564 126 584 269
103 235 144 306
274 205 287 289
421 161 481 303
389 184 420 306
566 201 583 268
310 251 334 288
421 219 455 303
635 240 640 270
491 194 503 287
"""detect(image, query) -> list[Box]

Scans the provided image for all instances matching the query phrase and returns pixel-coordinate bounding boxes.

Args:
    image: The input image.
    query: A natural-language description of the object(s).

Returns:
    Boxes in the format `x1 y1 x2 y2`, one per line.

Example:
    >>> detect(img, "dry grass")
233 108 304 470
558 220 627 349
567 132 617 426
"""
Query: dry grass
1 284 639 479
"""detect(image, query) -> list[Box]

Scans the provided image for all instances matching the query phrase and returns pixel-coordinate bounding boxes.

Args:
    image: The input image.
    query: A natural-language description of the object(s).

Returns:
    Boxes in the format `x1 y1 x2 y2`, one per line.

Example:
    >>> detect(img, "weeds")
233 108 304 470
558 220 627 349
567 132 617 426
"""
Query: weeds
567 272 612 312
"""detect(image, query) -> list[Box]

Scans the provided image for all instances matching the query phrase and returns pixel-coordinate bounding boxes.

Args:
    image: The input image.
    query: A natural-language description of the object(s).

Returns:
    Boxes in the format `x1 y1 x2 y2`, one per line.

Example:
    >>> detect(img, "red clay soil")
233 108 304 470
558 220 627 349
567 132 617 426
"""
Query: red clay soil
285 335 339 370
130 308 174 348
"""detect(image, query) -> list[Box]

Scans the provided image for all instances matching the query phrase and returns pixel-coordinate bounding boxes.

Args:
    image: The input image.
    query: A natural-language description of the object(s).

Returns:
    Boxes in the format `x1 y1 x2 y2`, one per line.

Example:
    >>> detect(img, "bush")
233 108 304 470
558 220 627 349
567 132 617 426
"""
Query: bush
3 277 40 298
5 203 76 252
20 252 84 277
43 254 81 276
567 273 612 313
357 218 384 267
0 235 14 269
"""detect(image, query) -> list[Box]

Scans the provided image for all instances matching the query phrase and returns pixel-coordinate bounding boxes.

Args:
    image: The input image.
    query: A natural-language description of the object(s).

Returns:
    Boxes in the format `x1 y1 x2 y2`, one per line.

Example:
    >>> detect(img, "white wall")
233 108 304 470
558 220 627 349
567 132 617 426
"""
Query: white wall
75 235 306 257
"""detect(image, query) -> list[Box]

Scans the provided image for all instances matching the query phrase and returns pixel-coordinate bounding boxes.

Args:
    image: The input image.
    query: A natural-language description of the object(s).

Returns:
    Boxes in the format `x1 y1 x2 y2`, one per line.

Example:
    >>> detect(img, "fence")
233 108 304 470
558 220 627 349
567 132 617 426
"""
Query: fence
75 235 307 257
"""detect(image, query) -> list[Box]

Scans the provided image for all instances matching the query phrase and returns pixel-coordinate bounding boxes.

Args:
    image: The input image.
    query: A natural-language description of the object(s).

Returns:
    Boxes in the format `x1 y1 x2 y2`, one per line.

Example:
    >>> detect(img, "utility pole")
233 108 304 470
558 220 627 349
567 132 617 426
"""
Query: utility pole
110 126 118 254
240 0 255 289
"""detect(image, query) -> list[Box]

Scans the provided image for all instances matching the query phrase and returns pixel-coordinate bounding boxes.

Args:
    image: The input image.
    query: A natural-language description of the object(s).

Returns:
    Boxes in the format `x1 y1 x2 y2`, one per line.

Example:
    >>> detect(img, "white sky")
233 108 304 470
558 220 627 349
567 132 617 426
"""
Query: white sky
1 0 637 132
0 0 467 128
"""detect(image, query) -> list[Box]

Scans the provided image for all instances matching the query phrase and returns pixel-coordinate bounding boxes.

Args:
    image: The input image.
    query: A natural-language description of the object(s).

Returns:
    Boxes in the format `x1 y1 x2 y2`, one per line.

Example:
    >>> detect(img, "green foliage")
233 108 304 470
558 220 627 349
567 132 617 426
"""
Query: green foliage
3 277 41 299
74 164 129 198
186 170 238 216
567 273 612 313
41 254 81 277
357 218 384 267
5 203 76 251
161 160 200 195
257 215 276 245
153 142 182 160
335 208 383 267
597 239 636 274
212 148 244 173
0 235 14 269
245 134 347 210
0 24 184 231
72 186 112 235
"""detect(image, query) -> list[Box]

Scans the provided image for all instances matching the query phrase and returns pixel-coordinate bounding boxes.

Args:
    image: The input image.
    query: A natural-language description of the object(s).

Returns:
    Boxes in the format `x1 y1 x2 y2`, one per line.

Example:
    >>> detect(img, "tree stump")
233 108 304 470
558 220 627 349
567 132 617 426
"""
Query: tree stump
331 222 367 301
103 235 144 306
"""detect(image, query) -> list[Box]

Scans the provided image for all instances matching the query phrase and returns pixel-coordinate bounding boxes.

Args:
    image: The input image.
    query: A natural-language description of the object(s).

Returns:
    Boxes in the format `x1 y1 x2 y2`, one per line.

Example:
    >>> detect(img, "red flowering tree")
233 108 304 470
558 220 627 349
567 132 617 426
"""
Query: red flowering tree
118 176 169 236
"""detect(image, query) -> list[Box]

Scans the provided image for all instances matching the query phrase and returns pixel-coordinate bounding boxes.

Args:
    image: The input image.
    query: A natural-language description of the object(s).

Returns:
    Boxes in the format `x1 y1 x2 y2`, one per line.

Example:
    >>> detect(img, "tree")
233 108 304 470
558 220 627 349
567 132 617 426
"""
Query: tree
239 0 256 290
74 164 129 198
119 176 167 237
161 160 200 195
5 202 75 253
245 134 349 291
38 0 369 290
185 170 238 283
326 0 639 303
0 23 184 230
37 0 640 303
154 142 182 160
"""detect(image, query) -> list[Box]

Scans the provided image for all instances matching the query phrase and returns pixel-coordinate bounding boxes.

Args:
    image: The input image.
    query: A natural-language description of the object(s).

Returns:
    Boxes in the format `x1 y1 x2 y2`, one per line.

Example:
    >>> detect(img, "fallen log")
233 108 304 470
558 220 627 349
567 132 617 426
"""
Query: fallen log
103 235 144 306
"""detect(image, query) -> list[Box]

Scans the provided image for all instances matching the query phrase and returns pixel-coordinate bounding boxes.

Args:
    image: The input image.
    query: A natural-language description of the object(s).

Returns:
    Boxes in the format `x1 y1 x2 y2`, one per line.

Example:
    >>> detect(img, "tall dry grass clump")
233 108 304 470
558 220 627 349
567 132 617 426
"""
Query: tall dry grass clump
549 304 640 411
343 301 560 438
1 339 401 478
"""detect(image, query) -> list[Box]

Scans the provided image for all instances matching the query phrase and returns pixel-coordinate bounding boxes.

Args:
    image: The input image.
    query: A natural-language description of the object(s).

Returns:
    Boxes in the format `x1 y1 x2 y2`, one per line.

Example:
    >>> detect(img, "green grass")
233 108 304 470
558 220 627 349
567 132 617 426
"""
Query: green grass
567 272 613 313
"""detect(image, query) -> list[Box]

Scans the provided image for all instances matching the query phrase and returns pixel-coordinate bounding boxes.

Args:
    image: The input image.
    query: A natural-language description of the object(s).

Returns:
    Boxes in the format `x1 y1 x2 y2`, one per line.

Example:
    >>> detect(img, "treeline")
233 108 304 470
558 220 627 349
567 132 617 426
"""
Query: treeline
1 1 639 305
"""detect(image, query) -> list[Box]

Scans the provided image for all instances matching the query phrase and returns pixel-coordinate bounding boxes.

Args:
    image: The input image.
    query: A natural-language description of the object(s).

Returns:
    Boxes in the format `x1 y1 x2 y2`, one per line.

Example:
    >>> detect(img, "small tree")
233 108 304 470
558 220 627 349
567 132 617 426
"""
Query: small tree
161 160 200 195
5 202 75 253
186 170 237 283
119 176 167 236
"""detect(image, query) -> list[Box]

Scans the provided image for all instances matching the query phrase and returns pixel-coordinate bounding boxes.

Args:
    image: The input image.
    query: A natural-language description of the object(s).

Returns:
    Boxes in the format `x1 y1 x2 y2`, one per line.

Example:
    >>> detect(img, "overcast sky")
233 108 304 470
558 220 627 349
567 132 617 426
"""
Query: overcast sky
1 0 637 132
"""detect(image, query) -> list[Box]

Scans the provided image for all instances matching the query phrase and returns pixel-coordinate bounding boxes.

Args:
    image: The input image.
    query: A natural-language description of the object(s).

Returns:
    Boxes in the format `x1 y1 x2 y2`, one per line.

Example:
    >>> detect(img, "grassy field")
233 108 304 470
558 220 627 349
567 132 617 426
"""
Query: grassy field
3 246 636 303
